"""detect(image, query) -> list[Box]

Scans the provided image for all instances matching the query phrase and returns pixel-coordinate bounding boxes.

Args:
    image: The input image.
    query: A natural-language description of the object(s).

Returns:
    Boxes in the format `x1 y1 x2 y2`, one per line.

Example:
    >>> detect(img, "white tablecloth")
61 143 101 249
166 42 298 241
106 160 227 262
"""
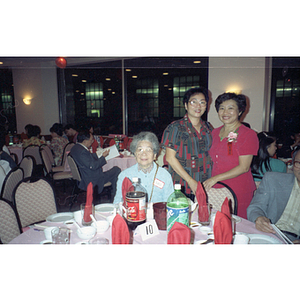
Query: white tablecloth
9 209 283 245
102 156 136 172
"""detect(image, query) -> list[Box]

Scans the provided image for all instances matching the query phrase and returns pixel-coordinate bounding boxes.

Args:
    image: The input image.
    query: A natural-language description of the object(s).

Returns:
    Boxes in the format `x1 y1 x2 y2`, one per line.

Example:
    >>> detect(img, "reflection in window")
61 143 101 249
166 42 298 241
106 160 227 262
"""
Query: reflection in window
173 75 200 117
136 78 159 117
85 82 104 118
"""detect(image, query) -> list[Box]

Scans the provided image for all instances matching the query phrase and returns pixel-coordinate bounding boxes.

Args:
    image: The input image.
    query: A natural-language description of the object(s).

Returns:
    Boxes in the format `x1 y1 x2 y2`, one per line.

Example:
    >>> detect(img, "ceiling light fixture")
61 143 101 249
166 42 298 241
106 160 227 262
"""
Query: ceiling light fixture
193 61 201 64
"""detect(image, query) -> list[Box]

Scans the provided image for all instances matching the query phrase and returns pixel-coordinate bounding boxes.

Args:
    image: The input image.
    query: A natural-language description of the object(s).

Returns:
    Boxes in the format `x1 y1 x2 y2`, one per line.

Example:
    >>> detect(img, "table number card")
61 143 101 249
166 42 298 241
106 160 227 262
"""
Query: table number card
136 219 159 241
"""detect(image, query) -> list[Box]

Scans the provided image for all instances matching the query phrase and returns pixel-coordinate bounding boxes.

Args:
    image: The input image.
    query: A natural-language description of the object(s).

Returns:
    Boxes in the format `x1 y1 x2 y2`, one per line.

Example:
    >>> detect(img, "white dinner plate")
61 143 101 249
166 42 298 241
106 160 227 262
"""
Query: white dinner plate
247 234 282 244
95 203 116 213
232 215 241 223
46 212 74 223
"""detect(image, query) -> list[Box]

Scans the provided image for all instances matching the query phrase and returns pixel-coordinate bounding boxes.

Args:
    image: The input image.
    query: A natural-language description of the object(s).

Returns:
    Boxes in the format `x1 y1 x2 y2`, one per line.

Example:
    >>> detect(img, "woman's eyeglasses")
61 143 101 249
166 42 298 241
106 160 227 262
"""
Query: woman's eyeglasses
136 147 153 155
188 99 207 107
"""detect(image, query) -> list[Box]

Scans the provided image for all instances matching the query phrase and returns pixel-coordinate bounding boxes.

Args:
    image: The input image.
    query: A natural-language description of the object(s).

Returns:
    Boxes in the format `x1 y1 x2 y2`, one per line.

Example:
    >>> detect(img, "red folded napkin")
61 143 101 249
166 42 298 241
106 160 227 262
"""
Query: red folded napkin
109 139 115 146
213 211 233 244
221 197 231 219
122 177 132 206
196 181 209 223
99 136 104 147
112 214 130 244
127 138 133 150
167 222 191 244
83 182 93 223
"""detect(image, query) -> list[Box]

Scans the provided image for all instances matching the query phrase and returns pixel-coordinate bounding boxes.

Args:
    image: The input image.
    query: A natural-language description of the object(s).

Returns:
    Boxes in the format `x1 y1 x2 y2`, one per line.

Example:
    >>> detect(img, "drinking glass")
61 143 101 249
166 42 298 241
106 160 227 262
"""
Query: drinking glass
153 202 167 230
81 203 95 226
51 227 71 244
198 204 211 226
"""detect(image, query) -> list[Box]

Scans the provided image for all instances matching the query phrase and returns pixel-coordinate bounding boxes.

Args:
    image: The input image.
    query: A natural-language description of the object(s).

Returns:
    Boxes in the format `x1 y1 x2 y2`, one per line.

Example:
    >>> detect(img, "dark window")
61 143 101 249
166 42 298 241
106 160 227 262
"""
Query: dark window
270 58 300 147
0 69 16 133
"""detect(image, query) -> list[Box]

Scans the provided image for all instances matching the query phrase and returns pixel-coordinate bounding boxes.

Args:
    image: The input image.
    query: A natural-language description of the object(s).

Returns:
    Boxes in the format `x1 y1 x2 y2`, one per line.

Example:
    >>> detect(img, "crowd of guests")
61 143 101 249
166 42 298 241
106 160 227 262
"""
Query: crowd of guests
2 86 299 243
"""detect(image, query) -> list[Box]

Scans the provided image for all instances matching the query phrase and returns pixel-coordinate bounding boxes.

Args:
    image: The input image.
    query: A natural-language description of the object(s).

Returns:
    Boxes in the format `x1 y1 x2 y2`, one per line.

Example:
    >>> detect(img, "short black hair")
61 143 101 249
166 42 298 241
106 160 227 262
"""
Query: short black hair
50 123 64 136
215 92 247 119
76 129 91 143
182 87 209 105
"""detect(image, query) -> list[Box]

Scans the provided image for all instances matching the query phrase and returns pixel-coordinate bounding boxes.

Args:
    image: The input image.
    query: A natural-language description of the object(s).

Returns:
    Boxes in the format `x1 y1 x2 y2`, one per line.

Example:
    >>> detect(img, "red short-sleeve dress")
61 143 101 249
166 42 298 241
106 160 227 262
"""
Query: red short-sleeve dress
209 124 259 219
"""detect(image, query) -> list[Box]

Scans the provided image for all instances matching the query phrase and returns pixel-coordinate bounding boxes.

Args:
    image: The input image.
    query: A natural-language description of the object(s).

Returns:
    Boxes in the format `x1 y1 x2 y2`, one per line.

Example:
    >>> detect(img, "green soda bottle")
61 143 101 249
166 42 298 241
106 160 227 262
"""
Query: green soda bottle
166 184 189 233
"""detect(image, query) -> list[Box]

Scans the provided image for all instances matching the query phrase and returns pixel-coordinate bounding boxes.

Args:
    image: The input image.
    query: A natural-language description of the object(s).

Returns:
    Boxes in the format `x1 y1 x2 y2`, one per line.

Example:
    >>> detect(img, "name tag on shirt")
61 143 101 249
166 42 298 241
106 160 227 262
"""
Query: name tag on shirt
154 178 165 189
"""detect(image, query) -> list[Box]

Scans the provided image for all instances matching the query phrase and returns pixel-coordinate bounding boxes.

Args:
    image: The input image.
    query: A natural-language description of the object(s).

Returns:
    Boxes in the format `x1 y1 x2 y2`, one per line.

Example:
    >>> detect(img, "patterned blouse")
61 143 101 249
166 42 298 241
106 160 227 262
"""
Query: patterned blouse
161 113 213 194
50 136 68 166
23 137 46 148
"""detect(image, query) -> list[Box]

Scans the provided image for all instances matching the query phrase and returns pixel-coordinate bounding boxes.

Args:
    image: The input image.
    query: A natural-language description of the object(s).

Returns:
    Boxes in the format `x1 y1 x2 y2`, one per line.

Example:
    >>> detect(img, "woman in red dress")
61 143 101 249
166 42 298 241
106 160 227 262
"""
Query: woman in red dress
203 93 258 218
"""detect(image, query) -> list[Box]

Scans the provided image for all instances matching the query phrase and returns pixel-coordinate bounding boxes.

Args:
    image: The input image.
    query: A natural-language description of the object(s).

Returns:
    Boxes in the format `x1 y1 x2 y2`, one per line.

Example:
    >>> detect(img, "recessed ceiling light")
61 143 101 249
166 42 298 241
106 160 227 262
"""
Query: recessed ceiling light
82 80 87 82
193 61 201 64
163 72 168 75
106 78 111 81
132 75 137 78
0 62 3 65
164 85 168 87
126 69 131 72
72 74 78 77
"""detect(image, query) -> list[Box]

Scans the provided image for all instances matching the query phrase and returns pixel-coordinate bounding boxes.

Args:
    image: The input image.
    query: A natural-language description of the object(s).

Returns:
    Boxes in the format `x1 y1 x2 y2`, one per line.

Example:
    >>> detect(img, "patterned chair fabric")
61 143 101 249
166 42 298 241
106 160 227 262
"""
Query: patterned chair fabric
67 155 81 182
40 148 73 181
59 142 75 168
206 181 238 215
23 145 43 165
19 155 35 179
14 178 57 228
0 198 22 244
0 167 24 202
40 144 55 166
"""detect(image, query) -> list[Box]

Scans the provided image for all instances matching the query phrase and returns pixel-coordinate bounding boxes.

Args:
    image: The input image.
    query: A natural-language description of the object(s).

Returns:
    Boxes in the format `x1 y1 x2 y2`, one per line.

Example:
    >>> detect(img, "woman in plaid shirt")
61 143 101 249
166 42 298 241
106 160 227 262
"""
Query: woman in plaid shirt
161 87 213 199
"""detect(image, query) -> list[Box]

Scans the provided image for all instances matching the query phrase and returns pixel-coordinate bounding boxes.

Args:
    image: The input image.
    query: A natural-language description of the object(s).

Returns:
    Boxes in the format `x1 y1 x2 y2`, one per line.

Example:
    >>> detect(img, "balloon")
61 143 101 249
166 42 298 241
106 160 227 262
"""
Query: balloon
55 57 67 69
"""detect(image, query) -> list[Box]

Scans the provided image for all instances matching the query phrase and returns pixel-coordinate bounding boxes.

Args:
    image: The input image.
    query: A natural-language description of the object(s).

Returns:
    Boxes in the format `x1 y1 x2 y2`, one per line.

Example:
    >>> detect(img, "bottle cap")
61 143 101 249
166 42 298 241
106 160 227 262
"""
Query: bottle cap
174 184 181 190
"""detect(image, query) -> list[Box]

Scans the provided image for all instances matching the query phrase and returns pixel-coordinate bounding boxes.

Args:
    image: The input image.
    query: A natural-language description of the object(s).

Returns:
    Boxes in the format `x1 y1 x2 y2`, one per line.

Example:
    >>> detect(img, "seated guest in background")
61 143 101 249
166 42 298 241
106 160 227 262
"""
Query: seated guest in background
251 131 286 181
70 128 121 199
0 136 17 191
23 125 46 148
80 122 99 153
247 149 300 243
0 126 10 155
64 124 78 143
49 123 68 166
277 129 300 158
114 131 174 205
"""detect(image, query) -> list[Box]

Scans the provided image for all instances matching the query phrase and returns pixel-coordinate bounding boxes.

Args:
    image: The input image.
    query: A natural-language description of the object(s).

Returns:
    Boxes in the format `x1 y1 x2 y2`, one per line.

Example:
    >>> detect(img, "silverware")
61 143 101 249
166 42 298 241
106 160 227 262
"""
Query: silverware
200 238 214 245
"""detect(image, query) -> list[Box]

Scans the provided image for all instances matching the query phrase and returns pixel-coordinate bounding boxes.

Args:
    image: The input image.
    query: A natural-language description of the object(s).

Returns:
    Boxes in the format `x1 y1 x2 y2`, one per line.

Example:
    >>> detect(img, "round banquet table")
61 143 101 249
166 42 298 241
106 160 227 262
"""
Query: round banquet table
102 155 136 172
9 208 283 245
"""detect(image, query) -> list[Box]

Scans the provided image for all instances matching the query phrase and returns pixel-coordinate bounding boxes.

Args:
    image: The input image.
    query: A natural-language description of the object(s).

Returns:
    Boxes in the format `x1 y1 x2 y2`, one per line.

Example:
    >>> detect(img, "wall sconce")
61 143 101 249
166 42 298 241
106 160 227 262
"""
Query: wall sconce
226 87 242 95
23 98 32 105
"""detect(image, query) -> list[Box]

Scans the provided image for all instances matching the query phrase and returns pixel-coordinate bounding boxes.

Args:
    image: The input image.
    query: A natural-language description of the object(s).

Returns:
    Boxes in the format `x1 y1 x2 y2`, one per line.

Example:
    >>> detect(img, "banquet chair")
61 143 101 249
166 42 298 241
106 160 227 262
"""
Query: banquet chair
0 198 22 244
0 167 24 203
40 147 73 185
13 177 57 228
9 152 18 165
19 155 35 179
206 181 238 215
23 145 44 177
60 142 75 169
67 155 111 209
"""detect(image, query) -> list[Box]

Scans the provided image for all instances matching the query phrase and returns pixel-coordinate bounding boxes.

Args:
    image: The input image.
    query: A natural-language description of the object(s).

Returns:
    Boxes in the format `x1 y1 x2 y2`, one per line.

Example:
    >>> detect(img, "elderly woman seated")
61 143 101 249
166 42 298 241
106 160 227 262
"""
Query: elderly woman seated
113 131 174 204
